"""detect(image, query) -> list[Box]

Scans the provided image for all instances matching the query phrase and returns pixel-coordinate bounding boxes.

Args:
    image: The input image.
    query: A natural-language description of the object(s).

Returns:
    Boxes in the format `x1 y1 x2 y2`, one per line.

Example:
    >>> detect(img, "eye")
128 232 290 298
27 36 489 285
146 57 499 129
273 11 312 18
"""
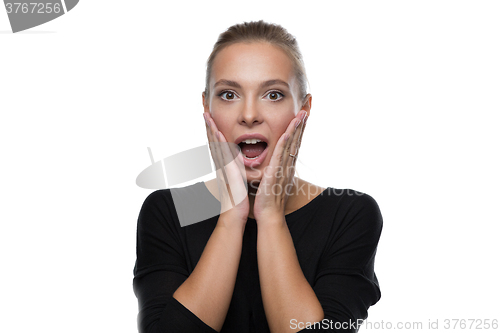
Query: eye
219 90 238 101
265 91 284 101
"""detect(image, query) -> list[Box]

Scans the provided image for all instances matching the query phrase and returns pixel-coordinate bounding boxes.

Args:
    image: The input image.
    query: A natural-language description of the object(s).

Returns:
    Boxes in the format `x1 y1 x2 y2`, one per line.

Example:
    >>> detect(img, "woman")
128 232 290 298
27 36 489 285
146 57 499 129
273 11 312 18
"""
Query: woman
133 21 383 332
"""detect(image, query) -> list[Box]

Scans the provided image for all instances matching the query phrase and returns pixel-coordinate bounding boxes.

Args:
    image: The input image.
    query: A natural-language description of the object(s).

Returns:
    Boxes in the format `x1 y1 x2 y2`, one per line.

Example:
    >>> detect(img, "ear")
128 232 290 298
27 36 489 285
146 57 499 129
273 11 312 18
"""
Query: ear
302 94 312 117
202 92 210 113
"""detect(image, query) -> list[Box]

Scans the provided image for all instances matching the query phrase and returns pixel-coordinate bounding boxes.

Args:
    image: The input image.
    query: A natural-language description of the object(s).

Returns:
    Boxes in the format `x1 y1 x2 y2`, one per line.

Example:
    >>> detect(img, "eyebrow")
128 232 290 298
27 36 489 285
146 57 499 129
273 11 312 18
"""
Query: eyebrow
213 79 290 90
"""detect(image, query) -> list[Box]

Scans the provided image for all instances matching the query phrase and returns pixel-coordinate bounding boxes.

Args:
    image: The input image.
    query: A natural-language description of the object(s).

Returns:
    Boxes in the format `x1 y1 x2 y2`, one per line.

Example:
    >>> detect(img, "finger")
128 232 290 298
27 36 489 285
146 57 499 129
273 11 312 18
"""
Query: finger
284 111 308 181
204 113 248 211
205 112 225 172
280 112 302 155
217 130 248 207
281 110 303 172
214 137 233 208
289 110 306 157
206 112 244 182
204 112 219 168
217 129 246 180
268 112 300 174
296 112 308 153
261 130 294 201
268 130 290 171
205 113 233 207
231 142 247 185
213 132 230 192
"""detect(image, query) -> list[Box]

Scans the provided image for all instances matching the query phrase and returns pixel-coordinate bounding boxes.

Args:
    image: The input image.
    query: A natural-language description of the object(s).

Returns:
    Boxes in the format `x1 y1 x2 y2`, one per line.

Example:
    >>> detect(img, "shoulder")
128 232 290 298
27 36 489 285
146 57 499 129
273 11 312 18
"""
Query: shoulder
321 187 381 212
142 182 220 228
316 189 383 270
138 182 207 227
141 188 171 207
320 188 383 234
327 188 381 211
141 182 204 207
136 189 174 234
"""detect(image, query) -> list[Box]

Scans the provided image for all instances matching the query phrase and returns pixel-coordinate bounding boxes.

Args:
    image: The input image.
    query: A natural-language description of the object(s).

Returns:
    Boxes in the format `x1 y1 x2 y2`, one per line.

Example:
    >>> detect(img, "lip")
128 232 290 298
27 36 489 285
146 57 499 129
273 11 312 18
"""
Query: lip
234 133 269 168
234 133 269 145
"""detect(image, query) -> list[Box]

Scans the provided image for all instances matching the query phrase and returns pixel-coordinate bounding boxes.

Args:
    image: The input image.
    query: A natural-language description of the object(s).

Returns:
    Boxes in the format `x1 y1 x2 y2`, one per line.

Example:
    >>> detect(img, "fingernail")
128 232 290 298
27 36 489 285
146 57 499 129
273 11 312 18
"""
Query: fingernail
301 111 307 121
204 113 211 128
295 118 301 129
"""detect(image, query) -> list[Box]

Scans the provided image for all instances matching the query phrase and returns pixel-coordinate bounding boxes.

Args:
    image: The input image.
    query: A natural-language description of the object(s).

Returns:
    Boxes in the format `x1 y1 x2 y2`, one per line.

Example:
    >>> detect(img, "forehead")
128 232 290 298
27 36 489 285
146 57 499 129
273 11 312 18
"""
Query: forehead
210 42 296 86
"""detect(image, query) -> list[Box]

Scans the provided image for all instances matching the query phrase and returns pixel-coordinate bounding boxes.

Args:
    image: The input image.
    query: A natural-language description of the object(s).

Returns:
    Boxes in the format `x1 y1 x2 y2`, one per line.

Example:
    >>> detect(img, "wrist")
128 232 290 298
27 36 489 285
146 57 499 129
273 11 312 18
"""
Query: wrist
216 214 247 235
255 212 286 228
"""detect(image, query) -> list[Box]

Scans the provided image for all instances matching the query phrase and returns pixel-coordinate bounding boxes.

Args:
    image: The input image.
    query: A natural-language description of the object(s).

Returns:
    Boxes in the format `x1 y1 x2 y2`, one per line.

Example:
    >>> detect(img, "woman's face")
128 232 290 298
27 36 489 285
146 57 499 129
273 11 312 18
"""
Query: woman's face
203 42 311 184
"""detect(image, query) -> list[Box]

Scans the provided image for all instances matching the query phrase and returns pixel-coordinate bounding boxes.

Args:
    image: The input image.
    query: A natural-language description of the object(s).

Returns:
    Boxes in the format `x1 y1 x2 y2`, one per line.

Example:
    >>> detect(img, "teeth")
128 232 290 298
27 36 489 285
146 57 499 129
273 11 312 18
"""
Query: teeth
242 139 262 144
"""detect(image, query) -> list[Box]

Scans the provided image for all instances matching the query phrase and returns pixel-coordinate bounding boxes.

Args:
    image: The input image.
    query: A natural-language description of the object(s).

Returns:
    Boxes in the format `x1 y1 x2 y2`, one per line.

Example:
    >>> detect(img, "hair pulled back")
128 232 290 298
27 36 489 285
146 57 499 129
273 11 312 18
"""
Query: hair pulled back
204 20 308 103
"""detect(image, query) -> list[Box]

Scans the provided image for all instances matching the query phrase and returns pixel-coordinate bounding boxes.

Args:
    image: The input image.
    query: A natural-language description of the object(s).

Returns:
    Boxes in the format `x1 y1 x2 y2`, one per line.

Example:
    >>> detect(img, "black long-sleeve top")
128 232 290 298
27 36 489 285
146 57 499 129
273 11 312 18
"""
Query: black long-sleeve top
133 181 383 332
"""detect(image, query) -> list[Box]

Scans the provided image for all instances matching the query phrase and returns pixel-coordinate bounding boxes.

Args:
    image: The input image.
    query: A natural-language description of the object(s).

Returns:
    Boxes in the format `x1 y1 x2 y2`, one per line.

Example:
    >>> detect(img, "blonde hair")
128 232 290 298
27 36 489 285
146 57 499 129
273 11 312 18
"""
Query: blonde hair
204 20 309 104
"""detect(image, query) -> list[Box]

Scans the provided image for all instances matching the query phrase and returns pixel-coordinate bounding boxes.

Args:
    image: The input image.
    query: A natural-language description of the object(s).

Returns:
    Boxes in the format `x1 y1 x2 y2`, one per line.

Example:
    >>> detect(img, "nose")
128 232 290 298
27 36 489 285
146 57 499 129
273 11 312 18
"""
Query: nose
238 98 262 127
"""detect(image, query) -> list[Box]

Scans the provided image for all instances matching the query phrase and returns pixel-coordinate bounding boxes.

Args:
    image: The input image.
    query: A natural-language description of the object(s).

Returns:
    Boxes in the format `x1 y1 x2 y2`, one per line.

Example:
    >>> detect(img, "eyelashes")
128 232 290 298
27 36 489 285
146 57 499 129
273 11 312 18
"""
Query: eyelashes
217 90 285 102
218 90 238 101
266 91 284 101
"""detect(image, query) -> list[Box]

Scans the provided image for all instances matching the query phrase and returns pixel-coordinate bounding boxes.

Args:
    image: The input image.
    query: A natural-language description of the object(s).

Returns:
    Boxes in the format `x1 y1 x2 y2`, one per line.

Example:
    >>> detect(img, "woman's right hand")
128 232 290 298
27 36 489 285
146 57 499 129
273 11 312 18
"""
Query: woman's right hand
204 111 249 227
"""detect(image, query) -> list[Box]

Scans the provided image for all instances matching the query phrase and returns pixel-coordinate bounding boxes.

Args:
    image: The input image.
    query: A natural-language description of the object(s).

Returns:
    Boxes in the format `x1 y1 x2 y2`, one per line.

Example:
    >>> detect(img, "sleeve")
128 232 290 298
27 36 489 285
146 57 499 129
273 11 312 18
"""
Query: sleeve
298 193 383 332
132 190 219 333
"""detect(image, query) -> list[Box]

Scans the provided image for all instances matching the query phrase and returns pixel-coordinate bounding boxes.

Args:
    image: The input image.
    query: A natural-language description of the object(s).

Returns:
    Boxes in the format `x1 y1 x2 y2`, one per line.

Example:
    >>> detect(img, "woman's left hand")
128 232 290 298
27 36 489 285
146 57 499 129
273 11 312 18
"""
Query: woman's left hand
253 110 309 224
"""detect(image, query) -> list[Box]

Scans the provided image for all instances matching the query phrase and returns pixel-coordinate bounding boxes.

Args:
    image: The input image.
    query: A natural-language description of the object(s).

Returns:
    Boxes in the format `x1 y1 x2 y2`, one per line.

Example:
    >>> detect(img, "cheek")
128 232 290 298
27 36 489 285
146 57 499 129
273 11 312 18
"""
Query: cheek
267 110 295 136
211 113 232 135
272 122 291 137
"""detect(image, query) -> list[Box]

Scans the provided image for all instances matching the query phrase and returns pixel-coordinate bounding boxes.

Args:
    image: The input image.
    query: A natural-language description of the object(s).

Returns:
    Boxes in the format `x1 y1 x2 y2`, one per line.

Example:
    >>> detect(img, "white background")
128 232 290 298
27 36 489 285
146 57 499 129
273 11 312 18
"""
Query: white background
1 1 499 332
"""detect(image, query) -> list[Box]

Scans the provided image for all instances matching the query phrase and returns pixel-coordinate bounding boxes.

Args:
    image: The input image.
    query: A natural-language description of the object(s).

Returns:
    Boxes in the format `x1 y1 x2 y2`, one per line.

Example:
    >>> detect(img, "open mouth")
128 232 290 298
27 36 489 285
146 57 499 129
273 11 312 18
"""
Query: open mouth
234 134 270 168
238 139 268 160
